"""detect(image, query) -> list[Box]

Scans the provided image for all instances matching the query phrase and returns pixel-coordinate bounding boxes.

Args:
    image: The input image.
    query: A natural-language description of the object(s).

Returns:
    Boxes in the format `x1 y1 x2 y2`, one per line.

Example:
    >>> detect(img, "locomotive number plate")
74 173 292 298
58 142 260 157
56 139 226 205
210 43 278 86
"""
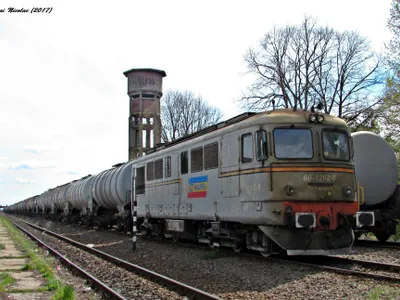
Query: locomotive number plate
303 174 336 182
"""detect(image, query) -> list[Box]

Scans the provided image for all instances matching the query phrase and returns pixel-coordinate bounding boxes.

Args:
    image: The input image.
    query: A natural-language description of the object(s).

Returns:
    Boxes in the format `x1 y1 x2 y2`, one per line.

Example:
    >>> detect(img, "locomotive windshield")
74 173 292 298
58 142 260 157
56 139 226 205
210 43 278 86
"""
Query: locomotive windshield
322 130 350 161
273 128 313 159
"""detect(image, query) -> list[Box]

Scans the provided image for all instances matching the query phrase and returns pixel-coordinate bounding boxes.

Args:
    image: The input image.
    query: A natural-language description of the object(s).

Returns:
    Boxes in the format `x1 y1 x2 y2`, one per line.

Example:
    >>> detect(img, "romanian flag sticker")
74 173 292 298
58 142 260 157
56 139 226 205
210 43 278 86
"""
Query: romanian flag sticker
188 176 208 198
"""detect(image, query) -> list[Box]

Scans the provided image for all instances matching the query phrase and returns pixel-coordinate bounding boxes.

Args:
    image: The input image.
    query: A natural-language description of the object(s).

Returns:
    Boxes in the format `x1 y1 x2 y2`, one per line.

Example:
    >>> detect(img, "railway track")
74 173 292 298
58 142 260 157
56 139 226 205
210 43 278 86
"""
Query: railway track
284 255 400 283
9 217 222 300
355 239 400 250
11 215 400 290
10 219 127 300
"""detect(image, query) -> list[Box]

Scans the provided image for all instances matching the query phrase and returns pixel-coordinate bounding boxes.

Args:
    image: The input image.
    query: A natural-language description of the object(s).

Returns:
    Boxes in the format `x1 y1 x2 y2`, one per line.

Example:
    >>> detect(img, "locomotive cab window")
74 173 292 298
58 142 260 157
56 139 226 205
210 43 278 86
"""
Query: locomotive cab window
180 151 188 174
274 128 313 159
191 147 203 173
322 130 350 161
255 130 268 161
241 133 253 163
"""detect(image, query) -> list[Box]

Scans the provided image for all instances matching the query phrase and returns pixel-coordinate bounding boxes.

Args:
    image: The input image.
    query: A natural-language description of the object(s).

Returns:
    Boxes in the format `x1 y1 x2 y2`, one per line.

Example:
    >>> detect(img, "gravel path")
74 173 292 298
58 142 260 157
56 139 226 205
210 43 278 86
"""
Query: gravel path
11 215 400 300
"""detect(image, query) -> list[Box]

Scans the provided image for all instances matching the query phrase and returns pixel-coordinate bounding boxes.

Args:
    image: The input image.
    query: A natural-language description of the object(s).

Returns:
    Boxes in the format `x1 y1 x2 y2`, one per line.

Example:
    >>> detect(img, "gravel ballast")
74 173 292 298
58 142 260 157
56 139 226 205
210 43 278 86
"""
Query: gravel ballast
10 215 400 300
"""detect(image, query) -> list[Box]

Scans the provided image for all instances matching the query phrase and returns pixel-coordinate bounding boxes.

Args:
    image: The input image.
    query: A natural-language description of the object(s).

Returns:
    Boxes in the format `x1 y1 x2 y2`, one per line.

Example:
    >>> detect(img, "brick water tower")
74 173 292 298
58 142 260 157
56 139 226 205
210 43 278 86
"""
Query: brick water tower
123 68 166 160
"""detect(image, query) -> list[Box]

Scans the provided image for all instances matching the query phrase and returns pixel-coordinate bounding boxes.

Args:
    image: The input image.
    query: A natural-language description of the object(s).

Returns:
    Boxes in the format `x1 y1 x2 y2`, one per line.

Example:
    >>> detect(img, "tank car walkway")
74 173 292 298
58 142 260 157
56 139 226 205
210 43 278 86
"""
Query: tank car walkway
0 222 53 299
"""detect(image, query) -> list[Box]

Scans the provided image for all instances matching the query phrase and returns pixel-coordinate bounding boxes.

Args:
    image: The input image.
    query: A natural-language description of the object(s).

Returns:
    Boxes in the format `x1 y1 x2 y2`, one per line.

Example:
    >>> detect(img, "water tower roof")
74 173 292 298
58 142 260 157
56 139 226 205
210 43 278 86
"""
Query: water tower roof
123 68 166 77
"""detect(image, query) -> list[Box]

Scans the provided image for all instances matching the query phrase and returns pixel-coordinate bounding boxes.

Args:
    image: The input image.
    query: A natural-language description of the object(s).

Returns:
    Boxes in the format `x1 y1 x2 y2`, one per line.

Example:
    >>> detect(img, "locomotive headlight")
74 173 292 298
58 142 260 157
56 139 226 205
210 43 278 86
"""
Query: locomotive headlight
317 114 324 123
309 114 317 123
285 206 293 214
343 186 352 197
285 185 295 196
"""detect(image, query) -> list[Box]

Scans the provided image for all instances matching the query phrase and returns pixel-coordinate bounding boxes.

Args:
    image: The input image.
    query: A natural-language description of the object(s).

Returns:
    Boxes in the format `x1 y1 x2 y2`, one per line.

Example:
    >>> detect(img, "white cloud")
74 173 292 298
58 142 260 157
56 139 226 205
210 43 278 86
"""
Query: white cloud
15 177 36 185
23 145 57 154
54 169 80 176
67 171 79 175
6 160 56 170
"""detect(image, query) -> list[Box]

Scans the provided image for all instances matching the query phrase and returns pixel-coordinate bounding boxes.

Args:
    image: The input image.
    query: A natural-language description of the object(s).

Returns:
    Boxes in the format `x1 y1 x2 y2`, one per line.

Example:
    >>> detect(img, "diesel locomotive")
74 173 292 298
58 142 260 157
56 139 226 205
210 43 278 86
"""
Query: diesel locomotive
5 108 373 256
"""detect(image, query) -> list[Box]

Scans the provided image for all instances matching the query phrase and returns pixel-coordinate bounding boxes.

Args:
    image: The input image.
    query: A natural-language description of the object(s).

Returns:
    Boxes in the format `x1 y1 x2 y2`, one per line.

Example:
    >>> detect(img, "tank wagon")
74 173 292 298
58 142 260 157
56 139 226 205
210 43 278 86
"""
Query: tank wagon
352 131 400 241
5 108 374 256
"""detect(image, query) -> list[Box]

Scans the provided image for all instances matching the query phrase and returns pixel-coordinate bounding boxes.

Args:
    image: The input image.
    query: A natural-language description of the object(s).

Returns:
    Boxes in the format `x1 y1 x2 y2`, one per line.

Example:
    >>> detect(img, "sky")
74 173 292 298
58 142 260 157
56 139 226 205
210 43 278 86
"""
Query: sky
0 0 393 206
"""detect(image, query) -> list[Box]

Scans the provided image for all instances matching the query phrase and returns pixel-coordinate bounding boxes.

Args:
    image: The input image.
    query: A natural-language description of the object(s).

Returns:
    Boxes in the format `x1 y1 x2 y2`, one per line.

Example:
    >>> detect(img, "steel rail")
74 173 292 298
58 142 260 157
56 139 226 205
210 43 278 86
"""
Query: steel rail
268 256 400 283
10 220 127 300
355 239 400 250
17 218 223 300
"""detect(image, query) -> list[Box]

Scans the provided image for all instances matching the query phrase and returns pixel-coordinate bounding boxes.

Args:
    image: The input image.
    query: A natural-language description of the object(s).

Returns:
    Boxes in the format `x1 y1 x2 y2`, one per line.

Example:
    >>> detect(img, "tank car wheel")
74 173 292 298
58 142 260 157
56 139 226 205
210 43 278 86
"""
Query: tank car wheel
375 230 391 242
260 250 271 257
233 244 243 253
354 232 362 240
141 227 151 237
208 240 215 249
171 233 179 243
116 221 124 232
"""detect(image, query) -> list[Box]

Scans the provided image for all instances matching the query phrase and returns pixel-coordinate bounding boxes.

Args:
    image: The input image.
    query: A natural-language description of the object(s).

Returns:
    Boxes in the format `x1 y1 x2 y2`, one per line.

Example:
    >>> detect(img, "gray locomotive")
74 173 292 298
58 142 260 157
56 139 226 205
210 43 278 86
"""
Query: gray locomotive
5 109 375 256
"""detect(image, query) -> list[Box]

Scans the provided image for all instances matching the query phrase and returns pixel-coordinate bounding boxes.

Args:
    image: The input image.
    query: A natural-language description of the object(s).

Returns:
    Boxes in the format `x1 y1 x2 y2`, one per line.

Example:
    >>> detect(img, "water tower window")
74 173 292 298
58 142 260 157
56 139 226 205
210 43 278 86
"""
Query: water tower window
142 130 147 147
142 94 155 98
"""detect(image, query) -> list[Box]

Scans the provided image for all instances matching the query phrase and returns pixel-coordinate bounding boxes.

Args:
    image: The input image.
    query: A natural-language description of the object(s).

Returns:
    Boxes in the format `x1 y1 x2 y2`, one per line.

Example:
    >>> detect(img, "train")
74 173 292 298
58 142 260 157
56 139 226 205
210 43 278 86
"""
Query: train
351 131 400 241
4 108 380 256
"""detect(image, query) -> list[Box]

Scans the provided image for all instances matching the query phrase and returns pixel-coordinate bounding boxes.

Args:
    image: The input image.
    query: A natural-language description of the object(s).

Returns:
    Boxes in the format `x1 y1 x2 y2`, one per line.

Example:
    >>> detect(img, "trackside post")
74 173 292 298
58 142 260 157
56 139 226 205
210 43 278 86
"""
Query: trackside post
131 166 137 250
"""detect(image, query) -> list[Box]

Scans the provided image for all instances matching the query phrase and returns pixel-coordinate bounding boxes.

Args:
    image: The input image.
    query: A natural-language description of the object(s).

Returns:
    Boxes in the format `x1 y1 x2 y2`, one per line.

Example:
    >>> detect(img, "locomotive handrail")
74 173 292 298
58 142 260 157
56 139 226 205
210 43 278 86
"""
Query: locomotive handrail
360 186 365 205
357 181 365 208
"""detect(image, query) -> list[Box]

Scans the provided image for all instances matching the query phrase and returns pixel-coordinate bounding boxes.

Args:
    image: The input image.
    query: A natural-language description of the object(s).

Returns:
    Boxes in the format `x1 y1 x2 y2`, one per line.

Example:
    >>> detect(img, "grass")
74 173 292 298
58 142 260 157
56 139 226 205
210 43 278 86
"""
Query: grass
0 216 75 299
0 243 5 250
392 221 400 241
53 285 75 300
0 272 16 292
368 285 400 300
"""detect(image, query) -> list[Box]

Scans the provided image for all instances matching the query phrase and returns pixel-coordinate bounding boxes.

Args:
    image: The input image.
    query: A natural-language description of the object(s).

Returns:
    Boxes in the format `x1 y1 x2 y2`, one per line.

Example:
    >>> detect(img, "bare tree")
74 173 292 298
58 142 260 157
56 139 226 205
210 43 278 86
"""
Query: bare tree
241 16 384 126
158 90 223 143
